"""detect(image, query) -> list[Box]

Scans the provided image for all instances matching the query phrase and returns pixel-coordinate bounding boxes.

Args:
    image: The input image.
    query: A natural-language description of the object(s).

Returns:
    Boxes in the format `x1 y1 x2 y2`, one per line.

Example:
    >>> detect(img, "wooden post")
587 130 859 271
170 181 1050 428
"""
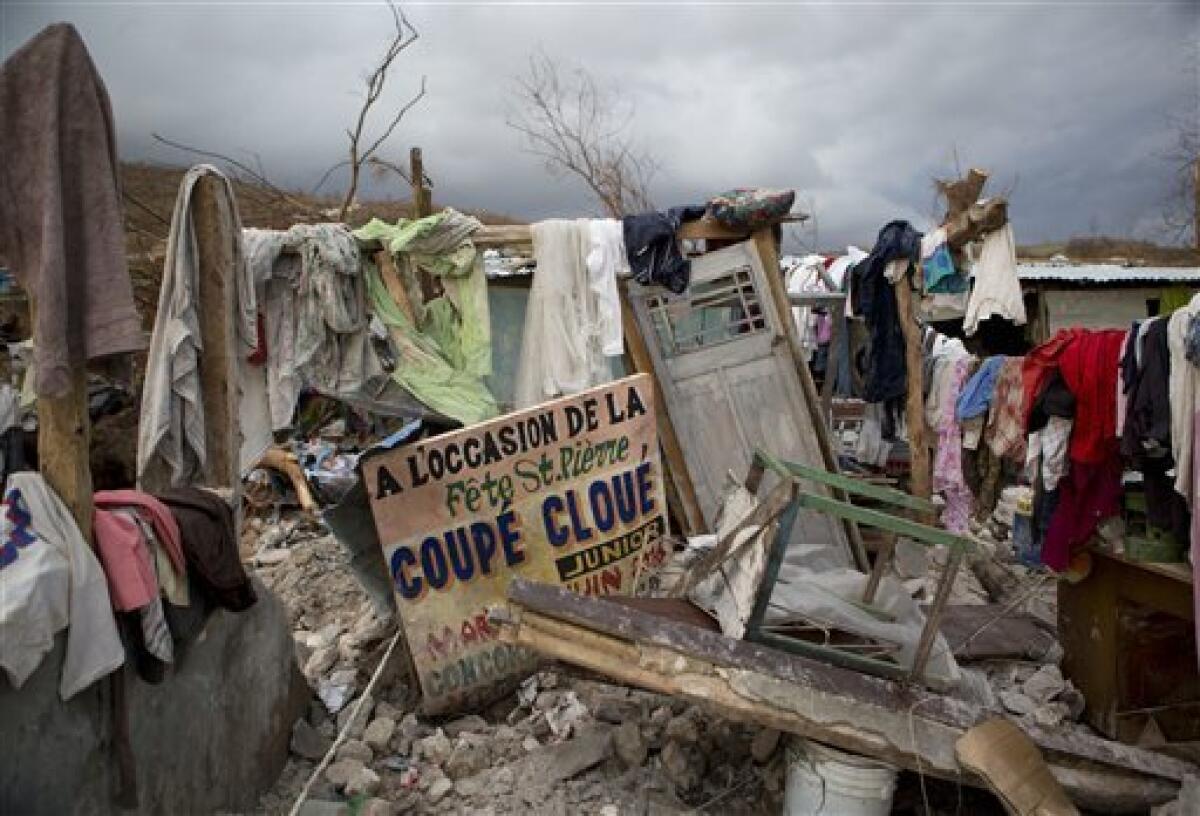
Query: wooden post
192 175 241 496
909 548 964 682
410 147 432 219
37 347 93 538
751 228 870 572
1193 157 1199 252
894 268 932 506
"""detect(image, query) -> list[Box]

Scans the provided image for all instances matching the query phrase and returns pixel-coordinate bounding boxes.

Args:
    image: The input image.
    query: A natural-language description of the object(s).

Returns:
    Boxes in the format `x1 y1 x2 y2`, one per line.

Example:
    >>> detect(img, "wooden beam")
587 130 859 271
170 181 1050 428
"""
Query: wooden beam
894 270 932 506
410 147 432 219
36 344 93 538
192 174 241 494
750 228 869 572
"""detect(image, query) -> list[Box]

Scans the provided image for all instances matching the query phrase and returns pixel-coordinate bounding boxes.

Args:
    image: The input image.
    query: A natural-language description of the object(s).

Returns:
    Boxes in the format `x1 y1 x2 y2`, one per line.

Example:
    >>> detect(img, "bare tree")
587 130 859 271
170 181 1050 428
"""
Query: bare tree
329 1 426 220
507 51 657 218
1162 111 1200 247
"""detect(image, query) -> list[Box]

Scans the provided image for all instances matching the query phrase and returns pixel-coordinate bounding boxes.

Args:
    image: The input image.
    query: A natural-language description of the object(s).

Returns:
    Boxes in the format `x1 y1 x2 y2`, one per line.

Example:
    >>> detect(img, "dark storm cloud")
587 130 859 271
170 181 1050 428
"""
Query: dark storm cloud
2 1 1197 249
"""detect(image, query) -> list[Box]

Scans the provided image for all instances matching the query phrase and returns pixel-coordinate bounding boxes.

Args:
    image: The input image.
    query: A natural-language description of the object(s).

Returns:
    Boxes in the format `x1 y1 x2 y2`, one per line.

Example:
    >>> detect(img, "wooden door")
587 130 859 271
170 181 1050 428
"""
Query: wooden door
629 240 851 570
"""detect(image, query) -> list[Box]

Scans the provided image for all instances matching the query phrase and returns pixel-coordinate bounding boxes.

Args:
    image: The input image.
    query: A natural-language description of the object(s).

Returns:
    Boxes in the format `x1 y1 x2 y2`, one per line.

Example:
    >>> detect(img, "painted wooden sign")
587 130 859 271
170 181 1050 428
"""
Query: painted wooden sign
363 374 668 714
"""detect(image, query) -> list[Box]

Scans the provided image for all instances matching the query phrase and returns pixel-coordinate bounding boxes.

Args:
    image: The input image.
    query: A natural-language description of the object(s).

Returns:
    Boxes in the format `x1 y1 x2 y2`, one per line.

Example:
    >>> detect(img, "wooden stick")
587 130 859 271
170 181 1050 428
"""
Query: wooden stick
910 548 964 682
893 268 932 507
193 174 240 495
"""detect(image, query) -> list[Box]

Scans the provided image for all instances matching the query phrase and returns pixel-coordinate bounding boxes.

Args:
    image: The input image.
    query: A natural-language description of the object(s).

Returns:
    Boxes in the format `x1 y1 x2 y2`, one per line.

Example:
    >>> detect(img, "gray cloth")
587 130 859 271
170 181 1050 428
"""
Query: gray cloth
0 23 145 397
137 165 254 490
244 224 390 430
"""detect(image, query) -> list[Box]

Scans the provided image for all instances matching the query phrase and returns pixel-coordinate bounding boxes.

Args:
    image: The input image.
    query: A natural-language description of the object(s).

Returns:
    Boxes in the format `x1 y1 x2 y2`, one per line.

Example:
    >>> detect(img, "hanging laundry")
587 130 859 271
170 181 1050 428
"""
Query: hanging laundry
514 220 613 409
1121 317 1172 462
932 356 973 533
956 355 1006 421
1058 329 1125 465
622 205 706 294
919 228 966 294
585 219 629 358
0 473 124 699
138 165 270 491
984 357 1027 462
356 209 491 377
94 490 187 606
852 221 922 407
787 254 832 361
157 488 255 612
0 24 145 398
1042 458 1123 572
364 262 498 426
1021 328 1083 427
964 224 1026 336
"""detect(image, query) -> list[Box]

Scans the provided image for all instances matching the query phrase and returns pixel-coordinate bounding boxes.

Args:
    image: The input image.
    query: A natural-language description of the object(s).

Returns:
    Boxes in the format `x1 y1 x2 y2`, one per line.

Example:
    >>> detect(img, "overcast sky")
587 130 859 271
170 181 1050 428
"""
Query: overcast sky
3 1 1197 249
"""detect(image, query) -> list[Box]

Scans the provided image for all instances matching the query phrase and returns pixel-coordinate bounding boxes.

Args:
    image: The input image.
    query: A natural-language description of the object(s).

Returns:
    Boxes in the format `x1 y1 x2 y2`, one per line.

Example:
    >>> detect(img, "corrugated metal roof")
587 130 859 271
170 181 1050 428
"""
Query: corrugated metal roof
1018 263 1200 284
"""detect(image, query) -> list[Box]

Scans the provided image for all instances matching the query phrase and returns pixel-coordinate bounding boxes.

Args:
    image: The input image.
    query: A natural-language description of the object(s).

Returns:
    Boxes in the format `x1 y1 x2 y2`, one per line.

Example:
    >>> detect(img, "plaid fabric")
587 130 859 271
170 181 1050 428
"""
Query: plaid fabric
986 357 1027 462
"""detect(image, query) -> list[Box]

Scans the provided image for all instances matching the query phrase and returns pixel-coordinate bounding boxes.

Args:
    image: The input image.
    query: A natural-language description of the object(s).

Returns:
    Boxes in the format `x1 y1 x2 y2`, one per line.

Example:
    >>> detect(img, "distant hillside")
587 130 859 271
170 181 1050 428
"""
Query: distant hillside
1019 236 1200 267
121 162 522 325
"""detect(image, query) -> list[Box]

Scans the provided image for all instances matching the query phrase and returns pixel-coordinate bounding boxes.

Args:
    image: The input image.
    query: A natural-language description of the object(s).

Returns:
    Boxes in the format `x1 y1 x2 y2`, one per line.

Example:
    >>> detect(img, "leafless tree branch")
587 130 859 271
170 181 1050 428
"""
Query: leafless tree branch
506 50 658 218
151 132 323 217
337 1 427 220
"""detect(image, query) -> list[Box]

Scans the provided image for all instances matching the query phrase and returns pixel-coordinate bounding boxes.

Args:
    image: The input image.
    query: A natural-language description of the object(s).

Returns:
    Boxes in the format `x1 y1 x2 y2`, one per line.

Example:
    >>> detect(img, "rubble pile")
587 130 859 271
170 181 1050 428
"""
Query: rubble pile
254 526 778 815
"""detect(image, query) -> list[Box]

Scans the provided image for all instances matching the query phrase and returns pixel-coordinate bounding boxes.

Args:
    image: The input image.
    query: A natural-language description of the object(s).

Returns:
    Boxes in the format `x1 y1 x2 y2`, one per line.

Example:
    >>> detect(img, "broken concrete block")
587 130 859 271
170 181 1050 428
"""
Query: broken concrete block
414 729 452 765
999 689 1037 716
345 766 381 798
1022 664 1066 704
363 717 395 753
427 776 453 803
304 646 338 679
545 727 613 784
291 718 331 761
443 714 489 738
659 740 705 791
318 670 358 714
335 739 373 764
663 715 699 744
359 799 395 816
750 728 781 763
336 693 375 739
613 721 648 768
324 758 365 789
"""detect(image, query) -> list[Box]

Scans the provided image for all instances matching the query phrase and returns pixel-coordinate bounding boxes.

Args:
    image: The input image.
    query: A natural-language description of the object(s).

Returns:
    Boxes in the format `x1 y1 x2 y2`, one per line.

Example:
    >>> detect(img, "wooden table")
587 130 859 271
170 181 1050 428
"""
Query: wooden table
1059 547 1198 744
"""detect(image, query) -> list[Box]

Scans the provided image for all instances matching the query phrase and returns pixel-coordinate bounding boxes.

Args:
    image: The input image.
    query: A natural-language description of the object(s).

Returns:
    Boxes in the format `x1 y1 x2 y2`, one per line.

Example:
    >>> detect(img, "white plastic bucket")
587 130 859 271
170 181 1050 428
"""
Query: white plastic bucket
783 738 898 816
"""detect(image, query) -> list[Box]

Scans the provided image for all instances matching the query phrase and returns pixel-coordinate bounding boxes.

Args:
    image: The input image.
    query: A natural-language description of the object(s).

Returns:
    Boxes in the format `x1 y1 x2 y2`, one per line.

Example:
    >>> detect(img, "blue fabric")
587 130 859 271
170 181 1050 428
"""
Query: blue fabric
955 355 1007 421
922 244 967 293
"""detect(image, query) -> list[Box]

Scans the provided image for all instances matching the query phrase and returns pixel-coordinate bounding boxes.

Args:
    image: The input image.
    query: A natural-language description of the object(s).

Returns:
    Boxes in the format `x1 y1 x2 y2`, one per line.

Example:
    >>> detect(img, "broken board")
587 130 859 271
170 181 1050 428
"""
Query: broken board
362 374 669 713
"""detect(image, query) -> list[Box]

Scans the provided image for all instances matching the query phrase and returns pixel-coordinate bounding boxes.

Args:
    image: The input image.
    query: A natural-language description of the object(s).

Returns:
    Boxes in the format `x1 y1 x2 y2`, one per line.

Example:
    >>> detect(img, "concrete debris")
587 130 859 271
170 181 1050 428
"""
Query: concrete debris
317 670 357 714
258 509 1138 816
290 718 331 762
750 727 781 763
612 721 648 768
334 739 373 764
363 717 396 753
323 758 365 789
344 766 381 798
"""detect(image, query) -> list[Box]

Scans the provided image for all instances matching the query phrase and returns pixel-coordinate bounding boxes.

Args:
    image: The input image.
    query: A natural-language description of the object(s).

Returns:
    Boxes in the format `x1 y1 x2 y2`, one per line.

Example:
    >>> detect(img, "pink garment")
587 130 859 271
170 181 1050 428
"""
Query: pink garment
933 357 973 533
816 313 833 344
92 508 158 611
94 490 185 576
1115 331 1131 436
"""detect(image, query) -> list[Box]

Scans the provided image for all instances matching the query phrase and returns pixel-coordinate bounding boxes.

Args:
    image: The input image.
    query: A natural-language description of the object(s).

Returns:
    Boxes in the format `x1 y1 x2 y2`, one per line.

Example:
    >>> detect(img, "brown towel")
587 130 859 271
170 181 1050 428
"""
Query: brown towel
156 488 256 612
0 23 145 396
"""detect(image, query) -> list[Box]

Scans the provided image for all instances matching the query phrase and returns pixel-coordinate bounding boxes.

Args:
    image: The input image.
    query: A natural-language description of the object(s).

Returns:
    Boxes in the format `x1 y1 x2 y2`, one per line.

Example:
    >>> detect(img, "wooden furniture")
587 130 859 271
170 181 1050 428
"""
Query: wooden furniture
1060 547 1199 745
742 449 971 689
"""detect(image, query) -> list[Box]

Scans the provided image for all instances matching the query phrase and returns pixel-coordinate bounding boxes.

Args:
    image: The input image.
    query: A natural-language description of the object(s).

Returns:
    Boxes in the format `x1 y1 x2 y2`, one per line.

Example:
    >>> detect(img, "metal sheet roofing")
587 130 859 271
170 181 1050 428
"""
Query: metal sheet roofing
1018 263 1200 284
